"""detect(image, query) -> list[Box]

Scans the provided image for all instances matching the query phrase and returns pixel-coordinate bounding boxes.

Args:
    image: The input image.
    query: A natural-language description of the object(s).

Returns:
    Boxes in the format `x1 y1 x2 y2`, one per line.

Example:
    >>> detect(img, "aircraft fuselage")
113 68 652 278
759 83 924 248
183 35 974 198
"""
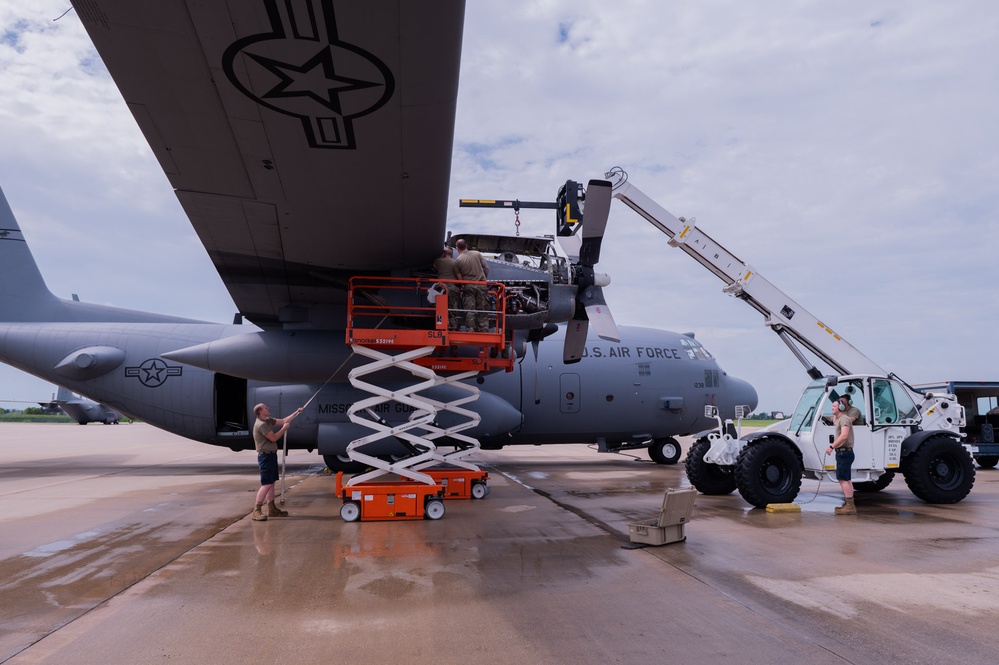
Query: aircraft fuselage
0 318 756 459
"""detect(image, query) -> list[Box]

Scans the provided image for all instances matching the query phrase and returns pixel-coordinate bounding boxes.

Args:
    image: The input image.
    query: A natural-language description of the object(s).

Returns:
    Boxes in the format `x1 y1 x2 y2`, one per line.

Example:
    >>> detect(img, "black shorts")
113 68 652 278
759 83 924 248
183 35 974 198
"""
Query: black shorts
258 452 279 486
835 448 855 481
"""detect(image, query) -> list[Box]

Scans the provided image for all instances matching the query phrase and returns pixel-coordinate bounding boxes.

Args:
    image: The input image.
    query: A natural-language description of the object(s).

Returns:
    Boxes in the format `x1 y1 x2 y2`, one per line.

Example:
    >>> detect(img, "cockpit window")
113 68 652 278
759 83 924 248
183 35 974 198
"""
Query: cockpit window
680 337 714 361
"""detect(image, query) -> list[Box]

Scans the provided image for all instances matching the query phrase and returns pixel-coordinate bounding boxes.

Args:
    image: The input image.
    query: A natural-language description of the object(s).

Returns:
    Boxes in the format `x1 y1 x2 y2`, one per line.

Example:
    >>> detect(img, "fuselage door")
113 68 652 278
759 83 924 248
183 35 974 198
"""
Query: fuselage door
214 373 249 441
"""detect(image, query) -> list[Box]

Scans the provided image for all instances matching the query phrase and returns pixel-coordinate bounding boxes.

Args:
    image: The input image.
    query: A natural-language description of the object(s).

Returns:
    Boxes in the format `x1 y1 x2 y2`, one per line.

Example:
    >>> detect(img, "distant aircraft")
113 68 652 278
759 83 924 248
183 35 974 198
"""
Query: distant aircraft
0 2 757 471
53 386 123 425
0 386 121 424
0 394 61 415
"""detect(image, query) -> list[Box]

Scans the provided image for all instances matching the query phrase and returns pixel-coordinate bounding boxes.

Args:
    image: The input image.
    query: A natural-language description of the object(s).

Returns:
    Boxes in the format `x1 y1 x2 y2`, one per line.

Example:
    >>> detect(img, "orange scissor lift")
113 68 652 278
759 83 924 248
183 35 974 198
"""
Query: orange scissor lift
336 276 515 522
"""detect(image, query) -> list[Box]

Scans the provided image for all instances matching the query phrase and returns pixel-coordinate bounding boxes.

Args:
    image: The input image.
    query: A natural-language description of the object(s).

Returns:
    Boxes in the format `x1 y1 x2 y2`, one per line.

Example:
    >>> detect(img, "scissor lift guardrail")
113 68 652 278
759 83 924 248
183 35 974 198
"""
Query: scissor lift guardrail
338 276 513 520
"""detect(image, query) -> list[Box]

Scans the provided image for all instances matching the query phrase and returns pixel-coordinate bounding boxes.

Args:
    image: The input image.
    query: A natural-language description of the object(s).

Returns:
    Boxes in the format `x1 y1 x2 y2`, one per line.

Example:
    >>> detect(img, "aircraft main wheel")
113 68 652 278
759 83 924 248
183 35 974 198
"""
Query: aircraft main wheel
975 456 999 469
734 437 802 508
648 437 682 465
340 501 361 522
323 454 367 475
854 470 895 492
470 482 488 499
424 499 446 520
902 436 975 504
684 437 736 495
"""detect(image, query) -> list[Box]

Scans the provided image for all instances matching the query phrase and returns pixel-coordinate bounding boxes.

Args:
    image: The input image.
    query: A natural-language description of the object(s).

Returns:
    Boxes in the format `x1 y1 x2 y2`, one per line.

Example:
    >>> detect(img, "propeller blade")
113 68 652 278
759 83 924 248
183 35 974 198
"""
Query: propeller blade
579 285 620 342
527 324 559 402
561 180 615 363
584 305 620 342
563 320 588 364
533 349 541 404
578 179 612 267
558 232 582 263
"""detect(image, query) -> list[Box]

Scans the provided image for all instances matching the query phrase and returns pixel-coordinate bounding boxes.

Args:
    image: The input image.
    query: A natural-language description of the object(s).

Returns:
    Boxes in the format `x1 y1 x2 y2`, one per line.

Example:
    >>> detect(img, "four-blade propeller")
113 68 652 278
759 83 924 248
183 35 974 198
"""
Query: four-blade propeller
562 179 620 363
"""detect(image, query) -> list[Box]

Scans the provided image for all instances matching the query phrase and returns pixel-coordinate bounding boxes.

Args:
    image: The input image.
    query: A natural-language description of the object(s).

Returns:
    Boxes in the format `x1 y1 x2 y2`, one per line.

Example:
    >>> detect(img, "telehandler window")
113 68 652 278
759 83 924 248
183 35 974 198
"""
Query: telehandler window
790 380 827 433
830 380 866 425
872 379 918 426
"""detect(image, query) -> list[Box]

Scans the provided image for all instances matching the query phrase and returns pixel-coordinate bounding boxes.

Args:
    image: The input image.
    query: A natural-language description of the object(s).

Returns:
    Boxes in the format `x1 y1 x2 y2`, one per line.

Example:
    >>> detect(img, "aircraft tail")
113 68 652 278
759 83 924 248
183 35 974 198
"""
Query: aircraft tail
0 187 60 319
0 186 203 325
55 385 75 402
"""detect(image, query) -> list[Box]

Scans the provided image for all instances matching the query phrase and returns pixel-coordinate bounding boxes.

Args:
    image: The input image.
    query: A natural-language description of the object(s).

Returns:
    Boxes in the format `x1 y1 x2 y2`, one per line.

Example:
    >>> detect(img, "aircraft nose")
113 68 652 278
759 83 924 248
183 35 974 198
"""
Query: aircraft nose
726 375 759 414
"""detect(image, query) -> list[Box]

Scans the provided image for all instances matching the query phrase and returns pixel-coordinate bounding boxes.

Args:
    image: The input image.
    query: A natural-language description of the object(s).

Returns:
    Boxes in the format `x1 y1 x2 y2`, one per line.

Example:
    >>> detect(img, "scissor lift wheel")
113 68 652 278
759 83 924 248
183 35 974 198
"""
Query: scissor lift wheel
471 481 489 499
424 498 446 520
340 501 361 522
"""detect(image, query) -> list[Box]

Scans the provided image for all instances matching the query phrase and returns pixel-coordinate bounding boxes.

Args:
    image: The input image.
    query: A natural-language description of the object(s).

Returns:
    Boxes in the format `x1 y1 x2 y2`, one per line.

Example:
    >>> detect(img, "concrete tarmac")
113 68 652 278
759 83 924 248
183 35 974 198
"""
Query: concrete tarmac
2 423 999 664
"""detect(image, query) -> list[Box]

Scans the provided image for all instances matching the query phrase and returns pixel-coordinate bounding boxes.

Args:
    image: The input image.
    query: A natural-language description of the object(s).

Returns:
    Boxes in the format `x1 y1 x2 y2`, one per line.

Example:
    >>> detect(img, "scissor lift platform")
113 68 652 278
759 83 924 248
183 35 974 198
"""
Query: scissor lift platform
337 276 508 521
346 275 515 374
336 472 447 522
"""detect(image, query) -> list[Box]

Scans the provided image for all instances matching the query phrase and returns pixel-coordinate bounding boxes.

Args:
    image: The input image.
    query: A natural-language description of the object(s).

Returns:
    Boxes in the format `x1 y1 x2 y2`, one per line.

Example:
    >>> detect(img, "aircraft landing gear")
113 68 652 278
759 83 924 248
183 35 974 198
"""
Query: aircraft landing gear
648 437 682 465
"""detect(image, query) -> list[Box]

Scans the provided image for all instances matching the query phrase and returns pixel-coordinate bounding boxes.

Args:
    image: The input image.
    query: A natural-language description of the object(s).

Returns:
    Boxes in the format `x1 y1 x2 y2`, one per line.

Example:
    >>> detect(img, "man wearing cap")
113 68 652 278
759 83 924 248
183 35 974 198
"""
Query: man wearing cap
432 244 461 330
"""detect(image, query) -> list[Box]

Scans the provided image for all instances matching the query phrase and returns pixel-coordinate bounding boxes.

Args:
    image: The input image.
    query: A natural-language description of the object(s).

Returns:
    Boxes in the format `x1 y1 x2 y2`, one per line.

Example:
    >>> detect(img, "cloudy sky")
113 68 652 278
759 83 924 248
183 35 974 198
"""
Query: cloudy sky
1 1 996 413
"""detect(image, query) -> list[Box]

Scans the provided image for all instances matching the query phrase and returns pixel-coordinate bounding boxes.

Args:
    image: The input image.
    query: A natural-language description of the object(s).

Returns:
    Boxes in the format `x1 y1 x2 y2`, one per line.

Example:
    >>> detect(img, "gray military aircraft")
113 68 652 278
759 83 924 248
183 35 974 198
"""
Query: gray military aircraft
0 387 122 424
0 395 61 415
0 1 757 471
52 387 123 425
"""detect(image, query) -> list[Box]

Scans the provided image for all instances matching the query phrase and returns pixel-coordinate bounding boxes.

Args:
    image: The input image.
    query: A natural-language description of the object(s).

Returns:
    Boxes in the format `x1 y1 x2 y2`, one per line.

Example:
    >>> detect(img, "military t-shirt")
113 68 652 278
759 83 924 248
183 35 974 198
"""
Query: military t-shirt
253 417 278 453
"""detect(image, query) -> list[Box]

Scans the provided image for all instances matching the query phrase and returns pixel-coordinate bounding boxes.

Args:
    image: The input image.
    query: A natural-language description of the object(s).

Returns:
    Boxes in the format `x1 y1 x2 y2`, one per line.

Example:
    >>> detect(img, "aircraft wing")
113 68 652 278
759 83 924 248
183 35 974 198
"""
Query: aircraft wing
72 1 465 327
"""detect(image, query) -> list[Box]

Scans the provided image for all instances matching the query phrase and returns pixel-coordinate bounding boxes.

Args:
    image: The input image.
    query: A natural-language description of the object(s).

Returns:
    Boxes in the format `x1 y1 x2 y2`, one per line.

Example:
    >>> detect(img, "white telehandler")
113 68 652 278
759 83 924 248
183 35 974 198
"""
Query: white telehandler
597 167 974 507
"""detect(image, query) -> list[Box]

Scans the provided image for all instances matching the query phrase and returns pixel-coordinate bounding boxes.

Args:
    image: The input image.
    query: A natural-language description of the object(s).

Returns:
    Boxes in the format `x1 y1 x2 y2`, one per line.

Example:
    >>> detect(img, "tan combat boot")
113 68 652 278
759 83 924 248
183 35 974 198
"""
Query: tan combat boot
834 498 857 515
267 500 289 517
251 503 267 521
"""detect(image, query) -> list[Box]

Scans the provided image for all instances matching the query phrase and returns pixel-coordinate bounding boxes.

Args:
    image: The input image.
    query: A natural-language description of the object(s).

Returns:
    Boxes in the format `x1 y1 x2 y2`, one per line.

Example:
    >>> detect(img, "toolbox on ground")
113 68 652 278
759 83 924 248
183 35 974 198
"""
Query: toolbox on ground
628 487 696 546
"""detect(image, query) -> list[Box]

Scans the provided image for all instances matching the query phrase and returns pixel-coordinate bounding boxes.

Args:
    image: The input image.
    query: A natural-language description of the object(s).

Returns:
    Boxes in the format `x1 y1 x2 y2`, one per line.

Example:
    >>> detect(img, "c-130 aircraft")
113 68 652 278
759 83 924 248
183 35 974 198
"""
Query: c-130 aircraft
0 1 757 471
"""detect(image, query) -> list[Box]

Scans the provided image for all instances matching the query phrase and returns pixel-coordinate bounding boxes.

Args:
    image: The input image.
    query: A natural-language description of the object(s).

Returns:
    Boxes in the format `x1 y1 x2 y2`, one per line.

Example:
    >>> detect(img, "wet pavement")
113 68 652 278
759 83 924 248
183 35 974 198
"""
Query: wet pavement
2 423 998 664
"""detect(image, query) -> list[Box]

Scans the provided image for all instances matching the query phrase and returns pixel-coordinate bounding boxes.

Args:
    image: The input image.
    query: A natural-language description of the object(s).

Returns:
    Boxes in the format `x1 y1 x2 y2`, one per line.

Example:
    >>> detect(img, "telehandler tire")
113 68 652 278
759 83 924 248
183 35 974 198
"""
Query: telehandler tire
734 437 802 508
902 436 975 504
684 437 736 495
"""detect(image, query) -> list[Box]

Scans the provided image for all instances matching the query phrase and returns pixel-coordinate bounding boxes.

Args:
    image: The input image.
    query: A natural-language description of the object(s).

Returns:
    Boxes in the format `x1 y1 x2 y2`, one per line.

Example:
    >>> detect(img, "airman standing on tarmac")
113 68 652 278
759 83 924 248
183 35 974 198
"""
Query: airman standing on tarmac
826 399 856 515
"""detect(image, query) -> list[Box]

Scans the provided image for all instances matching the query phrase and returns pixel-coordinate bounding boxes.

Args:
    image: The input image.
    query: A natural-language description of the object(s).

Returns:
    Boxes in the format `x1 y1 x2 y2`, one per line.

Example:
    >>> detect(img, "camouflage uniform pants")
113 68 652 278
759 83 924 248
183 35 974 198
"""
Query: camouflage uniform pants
445 285 461 330
461 285 490 332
